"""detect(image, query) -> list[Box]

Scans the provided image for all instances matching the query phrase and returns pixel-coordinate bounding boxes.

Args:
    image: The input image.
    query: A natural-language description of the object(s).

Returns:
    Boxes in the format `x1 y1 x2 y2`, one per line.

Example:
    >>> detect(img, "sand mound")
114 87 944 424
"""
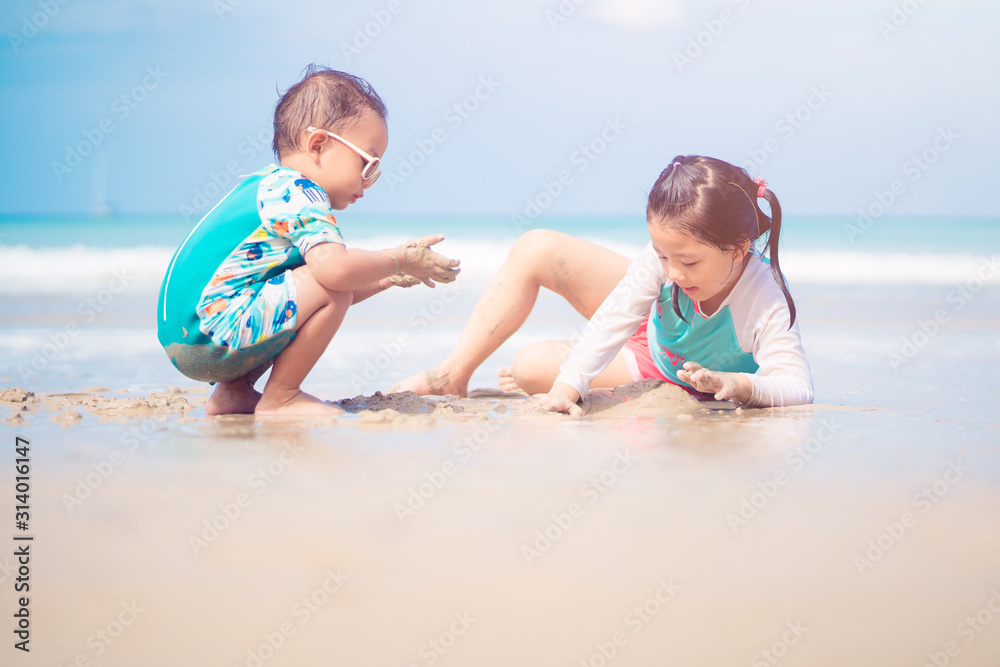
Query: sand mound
582 379 703 417
0 387 36 403
334 381 702 424
334 390 437 414
43 392 199 417
50 409 84 425
1 387 204 424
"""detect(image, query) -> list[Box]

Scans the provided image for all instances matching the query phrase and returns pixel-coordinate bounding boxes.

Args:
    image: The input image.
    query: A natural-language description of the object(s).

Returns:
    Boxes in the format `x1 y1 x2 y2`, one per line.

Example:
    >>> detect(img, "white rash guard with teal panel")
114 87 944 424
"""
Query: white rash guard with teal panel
554 243 814 408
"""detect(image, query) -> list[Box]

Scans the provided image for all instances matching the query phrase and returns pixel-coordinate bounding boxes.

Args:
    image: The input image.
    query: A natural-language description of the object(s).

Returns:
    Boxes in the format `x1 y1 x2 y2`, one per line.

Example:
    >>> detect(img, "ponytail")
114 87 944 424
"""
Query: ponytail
759 188 796 327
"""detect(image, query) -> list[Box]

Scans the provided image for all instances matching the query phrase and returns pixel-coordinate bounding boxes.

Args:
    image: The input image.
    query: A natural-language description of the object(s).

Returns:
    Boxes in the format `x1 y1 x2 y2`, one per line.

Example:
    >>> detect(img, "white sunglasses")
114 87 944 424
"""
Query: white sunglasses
306 126 381 185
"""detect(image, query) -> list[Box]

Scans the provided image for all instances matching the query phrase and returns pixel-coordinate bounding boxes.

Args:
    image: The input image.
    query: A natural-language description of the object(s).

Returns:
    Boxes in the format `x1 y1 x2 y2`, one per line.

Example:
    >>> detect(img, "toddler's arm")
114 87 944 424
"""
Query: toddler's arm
349 272 426 305
304 234 459 292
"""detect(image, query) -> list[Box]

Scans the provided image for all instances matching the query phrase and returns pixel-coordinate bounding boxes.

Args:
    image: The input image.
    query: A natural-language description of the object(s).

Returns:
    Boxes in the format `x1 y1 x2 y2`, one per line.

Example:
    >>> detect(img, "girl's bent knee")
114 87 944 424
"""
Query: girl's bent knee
511 229 566 262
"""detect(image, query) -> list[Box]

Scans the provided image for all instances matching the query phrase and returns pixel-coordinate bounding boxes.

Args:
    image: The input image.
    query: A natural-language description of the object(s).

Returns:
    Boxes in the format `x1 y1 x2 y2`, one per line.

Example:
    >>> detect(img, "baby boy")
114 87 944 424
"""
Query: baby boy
157 65 459 416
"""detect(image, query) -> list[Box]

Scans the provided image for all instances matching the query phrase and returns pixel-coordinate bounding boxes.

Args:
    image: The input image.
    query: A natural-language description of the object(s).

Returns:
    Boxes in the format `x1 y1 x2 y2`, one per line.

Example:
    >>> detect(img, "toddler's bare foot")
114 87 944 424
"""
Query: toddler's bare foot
497 367 528 395
206 380 262 415
390 366 468 397
255 390 345 417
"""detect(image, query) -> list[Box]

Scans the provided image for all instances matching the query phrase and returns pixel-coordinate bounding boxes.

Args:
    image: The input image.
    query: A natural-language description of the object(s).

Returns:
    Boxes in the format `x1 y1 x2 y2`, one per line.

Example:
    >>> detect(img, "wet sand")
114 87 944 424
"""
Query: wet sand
2 380 999 666
2 273 1000 665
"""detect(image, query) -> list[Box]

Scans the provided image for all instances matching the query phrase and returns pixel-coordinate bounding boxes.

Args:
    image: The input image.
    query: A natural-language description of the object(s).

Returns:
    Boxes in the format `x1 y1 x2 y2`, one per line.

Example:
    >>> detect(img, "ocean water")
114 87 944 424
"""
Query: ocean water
1 213 998 410
2 213 999 293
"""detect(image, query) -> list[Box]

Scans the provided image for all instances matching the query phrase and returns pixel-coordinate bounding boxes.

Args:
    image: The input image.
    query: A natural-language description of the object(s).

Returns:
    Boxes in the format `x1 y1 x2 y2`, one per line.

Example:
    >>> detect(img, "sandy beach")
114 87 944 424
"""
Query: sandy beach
4 0 999 659
1 219 999 665
3 334 1000 666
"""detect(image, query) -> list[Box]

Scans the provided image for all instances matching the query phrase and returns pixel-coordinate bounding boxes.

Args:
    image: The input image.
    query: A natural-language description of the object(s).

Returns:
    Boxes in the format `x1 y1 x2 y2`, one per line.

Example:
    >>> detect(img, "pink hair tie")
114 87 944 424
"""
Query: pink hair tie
753 175 768 198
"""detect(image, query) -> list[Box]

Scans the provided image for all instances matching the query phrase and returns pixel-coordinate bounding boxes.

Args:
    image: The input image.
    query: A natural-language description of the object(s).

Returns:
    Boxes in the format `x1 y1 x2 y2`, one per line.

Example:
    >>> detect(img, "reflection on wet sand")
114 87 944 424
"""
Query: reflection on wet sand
5 381 999 665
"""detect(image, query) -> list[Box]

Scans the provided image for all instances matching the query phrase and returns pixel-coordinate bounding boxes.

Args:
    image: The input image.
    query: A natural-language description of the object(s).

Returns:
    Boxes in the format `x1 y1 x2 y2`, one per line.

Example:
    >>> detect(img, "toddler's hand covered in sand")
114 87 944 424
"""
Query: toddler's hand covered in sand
387 272 423 288
394 235 460 287
676 361 749 402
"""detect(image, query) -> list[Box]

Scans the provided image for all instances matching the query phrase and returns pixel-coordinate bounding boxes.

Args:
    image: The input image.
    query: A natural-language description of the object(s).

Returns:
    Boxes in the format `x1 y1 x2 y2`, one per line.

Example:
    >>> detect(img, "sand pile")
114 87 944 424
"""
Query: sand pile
582 379 706 417
0 387 35 403
334 390 437 414
332 380 705 423
1 387 205 425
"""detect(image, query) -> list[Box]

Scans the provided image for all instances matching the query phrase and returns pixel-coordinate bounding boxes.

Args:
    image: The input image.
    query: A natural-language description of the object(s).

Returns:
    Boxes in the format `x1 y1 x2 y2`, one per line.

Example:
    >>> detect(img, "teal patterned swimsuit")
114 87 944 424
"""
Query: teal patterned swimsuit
156 165 343 381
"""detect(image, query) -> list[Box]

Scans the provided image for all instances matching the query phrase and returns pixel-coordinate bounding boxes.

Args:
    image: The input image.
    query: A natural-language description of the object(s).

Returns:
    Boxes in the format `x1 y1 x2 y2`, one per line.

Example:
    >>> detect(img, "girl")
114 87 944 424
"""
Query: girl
392 156 813 413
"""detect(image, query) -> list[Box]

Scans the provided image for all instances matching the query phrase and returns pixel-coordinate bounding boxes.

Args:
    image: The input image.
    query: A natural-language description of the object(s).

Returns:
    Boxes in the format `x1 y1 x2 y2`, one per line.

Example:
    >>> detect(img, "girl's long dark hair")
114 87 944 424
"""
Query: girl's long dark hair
646 155 796 328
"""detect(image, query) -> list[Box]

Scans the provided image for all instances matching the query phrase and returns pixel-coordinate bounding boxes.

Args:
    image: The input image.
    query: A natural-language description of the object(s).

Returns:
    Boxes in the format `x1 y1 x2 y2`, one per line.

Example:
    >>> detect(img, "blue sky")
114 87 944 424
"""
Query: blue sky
1 0 997 218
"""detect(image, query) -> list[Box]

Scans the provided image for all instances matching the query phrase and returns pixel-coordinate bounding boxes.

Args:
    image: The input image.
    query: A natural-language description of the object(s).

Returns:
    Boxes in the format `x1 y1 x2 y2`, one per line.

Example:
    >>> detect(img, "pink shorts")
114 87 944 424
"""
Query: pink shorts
621 317 710 398
621 317 670 383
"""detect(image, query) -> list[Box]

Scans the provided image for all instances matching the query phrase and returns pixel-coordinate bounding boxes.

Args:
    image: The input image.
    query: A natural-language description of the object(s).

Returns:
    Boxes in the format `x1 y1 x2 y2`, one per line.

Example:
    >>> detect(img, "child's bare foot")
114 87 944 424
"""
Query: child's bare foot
390 366 468 397
497 367 528 395
255 390 345 417
206 380 262 416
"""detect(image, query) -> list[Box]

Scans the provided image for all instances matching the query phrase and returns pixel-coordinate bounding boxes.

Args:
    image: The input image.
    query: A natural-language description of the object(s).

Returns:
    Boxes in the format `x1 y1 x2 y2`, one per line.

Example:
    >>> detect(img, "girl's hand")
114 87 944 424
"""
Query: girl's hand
532 383 583 416
676 361 750 403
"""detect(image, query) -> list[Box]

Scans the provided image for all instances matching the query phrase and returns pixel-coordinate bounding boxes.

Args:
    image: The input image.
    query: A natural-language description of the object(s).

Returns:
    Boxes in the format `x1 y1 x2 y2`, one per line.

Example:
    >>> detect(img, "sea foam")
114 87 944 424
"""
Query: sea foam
1 239 997 295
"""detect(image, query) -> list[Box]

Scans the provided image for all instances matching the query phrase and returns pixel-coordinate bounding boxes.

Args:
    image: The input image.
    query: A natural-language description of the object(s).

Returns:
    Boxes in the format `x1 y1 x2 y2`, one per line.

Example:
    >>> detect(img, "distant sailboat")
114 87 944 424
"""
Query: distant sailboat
92 150 116 218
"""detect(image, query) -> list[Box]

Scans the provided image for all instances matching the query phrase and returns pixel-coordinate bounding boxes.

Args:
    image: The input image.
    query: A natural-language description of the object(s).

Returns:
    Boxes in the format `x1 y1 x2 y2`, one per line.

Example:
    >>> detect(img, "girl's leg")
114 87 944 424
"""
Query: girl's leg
255 266 353 416
505 340 634 396
392 230 632 397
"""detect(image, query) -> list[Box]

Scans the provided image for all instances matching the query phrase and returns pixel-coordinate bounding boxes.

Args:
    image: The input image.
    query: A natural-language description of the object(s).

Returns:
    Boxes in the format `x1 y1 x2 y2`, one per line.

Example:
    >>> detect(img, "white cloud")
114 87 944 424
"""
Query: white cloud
588 0 684 31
